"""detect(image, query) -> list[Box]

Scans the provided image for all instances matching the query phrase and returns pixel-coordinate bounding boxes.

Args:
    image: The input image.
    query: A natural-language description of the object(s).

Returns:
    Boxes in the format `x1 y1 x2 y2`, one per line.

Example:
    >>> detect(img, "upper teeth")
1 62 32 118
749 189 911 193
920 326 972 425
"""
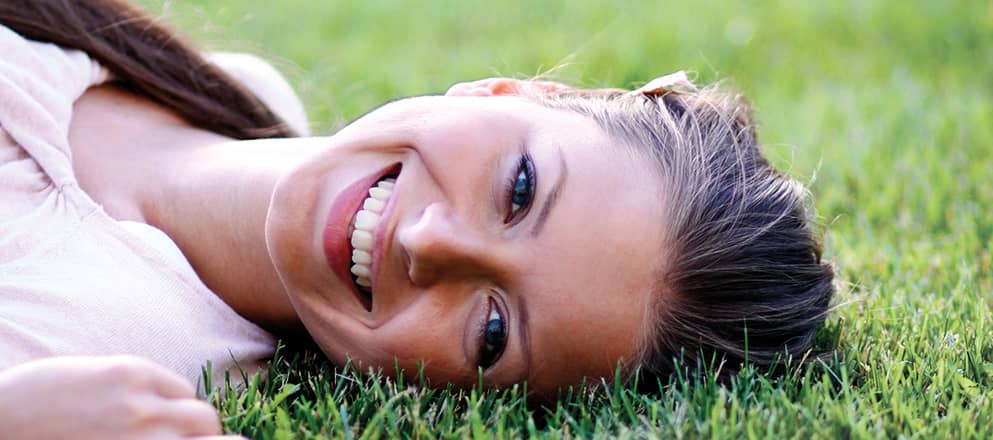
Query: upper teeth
349 178 395 288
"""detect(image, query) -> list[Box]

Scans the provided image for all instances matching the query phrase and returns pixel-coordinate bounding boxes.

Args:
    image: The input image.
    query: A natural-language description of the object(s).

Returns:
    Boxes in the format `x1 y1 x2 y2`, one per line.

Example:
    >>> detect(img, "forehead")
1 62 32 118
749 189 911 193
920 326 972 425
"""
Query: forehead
514 106 665 392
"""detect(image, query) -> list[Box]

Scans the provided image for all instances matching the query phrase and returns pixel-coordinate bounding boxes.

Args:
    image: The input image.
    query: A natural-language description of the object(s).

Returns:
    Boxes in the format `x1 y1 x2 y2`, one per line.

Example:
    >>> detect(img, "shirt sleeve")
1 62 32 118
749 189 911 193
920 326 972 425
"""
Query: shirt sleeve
0 24 110 187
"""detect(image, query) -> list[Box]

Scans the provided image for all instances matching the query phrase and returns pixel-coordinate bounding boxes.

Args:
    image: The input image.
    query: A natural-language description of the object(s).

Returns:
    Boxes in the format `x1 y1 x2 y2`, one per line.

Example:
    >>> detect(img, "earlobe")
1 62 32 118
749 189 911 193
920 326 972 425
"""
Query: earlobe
445 78 573 97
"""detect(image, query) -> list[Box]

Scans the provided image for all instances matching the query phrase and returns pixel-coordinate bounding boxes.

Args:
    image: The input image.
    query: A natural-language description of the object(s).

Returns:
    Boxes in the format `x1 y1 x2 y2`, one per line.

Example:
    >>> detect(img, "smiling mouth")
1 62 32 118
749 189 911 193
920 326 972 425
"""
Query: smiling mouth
347 169 399 311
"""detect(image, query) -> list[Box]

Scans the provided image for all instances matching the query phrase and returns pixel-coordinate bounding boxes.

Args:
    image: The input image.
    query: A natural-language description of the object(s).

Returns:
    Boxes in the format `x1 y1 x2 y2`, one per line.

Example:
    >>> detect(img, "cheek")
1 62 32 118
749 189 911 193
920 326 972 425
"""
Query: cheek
375 299 454 358
365 296 476 383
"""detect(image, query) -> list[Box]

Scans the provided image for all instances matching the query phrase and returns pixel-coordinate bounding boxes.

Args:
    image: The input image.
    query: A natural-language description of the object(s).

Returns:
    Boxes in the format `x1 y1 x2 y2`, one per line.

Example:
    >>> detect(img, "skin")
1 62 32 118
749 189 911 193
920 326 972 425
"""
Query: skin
0 356 242 439
68 78 667 397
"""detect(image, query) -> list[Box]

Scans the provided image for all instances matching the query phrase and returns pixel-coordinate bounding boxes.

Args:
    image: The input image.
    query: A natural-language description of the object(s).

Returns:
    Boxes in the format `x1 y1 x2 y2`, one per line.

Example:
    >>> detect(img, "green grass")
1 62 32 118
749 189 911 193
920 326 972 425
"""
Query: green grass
140 0 993 437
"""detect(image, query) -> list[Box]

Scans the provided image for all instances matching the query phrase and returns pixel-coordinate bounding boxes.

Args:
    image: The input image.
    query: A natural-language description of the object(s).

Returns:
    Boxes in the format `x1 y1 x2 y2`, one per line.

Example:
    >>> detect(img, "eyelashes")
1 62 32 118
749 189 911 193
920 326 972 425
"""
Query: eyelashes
503 153 536 224
478 297 507 369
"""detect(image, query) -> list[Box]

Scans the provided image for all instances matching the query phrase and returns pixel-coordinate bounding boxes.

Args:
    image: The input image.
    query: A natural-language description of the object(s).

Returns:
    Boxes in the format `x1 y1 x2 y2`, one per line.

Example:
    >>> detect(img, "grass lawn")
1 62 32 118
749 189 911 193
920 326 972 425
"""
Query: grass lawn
139 0 992 437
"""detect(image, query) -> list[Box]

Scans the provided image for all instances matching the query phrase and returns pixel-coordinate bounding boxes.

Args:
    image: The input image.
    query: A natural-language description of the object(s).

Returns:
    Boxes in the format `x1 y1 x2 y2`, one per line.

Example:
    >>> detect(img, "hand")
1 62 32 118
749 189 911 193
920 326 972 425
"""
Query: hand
445 77 575 97
0 355 245 440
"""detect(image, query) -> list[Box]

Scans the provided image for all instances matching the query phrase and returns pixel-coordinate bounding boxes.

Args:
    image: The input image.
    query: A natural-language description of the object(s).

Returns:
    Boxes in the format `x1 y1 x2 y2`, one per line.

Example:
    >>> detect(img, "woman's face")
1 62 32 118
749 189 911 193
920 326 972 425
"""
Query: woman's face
265 94 666 395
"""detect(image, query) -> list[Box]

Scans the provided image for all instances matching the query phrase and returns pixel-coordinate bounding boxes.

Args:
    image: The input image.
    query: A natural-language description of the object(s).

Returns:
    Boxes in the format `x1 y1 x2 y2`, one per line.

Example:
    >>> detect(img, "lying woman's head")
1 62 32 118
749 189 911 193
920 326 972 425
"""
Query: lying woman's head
263 75 835 398
0 0 831 400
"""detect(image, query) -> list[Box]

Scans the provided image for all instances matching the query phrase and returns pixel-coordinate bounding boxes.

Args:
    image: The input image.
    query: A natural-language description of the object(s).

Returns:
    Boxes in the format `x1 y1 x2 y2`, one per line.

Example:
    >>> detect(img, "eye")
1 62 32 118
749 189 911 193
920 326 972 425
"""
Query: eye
478 297 508 369
504 153 536 223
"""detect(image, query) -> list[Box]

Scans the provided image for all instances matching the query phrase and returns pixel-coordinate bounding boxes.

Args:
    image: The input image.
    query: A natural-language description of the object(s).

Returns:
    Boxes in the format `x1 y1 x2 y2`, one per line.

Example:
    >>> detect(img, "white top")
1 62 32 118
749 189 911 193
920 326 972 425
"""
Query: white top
0 25 276 388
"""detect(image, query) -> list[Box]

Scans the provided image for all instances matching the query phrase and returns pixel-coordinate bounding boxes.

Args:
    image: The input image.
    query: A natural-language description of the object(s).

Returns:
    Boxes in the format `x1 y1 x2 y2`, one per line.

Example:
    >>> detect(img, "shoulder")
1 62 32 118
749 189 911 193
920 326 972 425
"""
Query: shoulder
206 52 311 137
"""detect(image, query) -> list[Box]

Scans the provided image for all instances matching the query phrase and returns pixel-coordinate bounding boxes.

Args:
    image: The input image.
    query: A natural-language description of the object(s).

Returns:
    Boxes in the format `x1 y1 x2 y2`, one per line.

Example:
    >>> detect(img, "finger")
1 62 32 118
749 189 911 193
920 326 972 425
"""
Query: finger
156 398 223 436
118 356 198 399
445 83 493 97
189 436 249 440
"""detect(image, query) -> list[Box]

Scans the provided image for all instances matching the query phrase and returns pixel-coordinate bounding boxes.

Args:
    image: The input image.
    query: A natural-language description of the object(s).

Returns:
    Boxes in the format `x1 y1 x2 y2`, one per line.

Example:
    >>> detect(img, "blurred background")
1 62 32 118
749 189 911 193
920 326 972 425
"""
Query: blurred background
139 0 992 295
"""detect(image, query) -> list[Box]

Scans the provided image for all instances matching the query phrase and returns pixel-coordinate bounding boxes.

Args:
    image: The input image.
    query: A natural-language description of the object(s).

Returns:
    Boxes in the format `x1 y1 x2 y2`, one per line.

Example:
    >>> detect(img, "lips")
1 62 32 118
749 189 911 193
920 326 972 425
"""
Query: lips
322 164 401 312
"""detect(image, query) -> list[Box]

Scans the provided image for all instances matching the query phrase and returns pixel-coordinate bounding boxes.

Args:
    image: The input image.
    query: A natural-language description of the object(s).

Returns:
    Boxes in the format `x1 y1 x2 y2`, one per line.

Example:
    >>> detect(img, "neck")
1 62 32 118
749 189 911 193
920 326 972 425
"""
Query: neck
69 86 326 335
142 137 324 333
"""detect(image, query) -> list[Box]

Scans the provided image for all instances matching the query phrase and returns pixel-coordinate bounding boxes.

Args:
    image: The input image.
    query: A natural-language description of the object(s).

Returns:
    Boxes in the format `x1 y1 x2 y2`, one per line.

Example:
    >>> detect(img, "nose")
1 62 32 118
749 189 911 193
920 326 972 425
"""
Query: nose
397 202 493 287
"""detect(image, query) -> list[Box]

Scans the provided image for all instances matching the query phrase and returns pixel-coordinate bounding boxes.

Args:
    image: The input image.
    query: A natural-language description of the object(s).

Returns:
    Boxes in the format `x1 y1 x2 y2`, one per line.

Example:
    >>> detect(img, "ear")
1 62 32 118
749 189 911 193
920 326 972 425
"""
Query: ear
445 77 574 97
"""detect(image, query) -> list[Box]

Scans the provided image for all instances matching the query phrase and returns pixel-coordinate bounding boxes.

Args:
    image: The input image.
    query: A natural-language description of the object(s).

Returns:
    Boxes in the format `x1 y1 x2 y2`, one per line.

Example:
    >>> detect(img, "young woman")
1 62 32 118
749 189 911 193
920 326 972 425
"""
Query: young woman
0 0 834 437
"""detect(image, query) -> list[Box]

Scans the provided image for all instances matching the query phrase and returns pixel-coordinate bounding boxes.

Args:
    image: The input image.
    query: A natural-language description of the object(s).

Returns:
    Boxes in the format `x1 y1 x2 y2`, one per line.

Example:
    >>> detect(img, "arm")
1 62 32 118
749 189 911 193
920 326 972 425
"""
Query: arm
0 356 244 439
207 52 311 137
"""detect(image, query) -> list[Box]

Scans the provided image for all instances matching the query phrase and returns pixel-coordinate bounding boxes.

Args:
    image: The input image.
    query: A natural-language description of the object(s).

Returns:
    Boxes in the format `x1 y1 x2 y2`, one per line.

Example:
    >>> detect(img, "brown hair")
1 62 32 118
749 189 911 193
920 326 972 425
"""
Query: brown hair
532 83 835 386
0 0 295 139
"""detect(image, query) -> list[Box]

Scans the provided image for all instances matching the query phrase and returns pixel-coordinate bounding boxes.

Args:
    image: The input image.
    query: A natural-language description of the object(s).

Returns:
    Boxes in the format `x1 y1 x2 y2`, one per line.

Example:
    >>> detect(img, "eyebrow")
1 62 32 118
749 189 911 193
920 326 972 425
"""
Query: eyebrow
530 147 568 237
